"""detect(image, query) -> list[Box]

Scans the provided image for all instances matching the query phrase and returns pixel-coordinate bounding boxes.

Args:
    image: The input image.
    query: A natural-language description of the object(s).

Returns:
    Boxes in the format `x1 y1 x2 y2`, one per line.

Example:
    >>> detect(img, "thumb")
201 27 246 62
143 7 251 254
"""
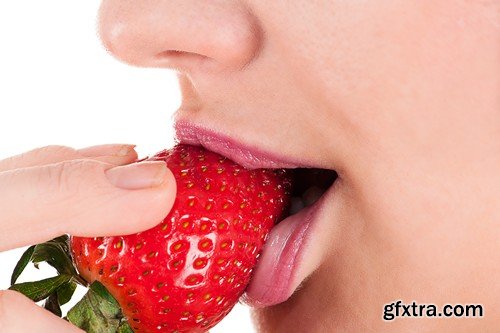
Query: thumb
0 159 176 251
0 290 83 332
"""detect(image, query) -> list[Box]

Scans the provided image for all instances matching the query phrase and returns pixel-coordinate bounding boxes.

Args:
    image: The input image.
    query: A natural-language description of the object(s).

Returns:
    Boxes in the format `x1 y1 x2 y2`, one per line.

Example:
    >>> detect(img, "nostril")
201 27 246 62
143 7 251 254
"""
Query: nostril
156 50 208 61
155 50 218 72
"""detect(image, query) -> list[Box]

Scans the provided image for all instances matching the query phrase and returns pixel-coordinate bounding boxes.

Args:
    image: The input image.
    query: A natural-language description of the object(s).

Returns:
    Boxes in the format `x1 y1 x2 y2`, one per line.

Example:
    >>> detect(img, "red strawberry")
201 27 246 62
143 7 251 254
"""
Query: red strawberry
70 144 292 332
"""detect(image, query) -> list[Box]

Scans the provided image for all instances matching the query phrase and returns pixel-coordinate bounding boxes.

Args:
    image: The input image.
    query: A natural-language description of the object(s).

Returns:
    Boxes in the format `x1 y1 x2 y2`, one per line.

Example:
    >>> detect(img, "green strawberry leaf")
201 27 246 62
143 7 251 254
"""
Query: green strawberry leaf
117 322 135 333
11 235 88 289
57 281 77 306
44 293 62 317
31 235 79 277
67 281 133 333
9 274 72 302
10 245 36 285
40 281 78 317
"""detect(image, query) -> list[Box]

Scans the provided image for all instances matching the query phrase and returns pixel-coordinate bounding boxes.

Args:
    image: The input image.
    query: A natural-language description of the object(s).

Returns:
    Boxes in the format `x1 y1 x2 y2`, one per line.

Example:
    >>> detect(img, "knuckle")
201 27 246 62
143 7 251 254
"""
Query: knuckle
0 145 77 172
51 159 98 189
43 160 104 199
33 145 77 162
38 145 76 156
32 159 110 217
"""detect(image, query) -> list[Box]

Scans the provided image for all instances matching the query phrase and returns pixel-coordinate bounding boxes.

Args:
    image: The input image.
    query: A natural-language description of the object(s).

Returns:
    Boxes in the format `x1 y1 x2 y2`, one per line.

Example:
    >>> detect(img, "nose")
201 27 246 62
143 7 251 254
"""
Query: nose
98 0 261 72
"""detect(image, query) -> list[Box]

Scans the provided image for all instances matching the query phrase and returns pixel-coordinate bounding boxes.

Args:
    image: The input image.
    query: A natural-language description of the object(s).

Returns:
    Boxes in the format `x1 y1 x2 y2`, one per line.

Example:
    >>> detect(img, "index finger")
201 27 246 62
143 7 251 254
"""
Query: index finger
0 144 137 172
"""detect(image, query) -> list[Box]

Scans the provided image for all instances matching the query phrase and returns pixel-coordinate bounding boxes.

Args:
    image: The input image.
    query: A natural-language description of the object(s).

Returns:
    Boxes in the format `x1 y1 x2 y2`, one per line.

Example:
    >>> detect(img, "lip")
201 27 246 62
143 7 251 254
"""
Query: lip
242 184 334 307
174 121 309 169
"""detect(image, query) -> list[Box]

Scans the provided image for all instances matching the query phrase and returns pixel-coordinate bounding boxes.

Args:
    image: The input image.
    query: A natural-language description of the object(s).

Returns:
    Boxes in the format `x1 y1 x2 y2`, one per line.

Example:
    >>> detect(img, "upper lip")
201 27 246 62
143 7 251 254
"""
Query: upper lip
174 120 310 169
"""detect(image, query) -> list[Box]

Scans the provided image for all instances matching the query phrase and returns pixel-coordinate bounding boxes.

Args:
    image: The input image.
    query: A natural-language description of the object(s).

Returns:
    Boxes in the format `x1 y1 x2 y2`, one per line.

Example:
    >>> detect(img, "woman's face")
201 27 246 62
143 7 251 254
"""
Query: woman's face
99 1 499 331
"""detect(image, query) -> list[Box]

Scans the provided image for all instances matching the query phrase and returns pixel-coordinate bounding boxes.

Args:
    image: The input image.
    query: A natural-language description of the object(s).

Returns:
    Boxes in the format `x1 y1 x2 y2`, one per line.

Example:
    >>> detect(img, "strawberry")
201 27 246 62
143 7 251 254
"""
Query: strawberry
9 144 291 333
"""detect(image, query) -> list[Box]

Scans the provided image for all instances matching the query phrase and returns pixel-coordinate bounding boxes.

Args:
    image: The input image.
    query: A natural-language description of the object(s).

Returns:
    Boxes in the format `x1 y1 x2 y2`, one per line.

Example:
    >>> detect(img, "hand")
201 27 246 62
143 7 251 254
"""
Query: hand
0 144 176 332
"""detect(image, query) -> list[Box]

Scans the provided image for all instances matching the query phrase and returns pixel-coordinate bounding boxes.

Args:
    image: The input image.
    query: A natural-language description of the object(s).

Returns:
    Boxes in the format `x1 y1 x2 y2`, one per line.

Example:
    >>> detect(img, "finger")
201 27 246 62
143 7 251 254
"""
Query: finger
0 144 138 172
0 159 176 251
0 290 83 332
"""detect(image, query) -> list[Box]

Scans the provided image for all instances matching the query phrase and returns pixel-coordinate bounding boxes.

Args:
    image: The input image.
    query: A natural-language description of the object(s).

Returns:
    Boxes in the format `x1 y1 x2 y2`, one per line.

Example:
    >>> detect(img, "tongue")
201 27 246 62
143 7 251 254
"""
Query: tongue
241 202 317 307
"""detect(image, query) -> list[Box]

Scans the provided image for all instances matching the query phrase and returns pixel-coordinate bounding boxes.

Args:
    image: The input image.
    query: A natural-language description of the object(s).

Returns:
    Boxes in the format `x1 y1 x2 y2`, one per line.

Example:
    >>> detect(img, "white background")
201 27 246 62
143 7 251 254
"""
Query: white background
0 1 254 332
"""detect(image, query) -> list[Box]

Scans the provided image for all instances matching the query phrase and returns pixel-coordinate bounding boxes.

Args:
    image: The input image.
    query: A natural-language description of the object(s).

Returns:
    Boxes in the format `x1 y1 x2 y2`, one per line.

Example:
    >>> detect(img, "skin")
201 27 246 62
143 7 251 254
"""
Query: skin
1 0 498 332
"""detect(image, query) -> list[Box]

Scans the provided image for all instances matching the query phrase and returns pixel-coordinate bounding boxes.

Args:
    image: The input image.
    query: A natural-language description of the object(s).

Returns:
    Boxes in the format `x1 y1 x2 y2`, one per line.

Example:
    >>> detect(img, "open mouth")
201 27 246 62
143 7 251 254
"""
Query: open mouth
242 167 337 307
287 168 338 217
175 120 339 307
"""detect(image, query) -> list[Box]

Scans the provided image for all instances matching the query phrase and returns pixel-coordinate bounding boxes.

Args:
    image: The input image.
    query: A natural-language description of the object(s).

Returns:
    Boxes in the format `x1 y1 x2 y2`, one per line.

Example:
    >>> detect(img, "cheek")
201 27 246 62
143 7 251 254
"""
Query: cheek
248 1 425 164
254 1 470 152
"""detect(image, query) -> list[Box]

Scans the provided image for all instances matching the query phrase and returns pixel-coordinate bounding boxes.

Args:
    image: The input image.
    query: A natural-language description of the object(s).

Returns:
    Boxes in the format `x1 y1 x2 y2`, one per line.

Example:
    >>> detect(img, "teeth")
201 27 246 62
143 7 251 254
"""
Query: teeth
289 197 305 215
302 186 325 207
287 186 327 216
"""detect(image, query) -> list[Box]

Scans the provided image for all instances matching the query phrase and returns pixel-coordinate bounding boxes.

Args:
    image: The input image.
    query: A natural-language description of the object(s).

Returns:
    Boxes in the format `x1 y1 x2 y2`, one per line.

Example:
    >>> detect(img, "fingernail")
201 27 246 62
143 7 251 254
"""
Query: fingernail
106 161 168 190
78 144 136 157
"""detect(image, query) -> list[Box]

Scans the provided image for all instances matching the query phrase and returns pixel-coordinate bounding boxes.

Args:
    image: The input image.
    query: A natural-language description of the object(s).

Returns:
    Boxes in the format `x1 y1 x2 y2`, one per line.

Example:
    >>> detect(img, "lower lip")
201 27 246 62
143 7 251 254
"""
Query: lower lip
242 184 333 307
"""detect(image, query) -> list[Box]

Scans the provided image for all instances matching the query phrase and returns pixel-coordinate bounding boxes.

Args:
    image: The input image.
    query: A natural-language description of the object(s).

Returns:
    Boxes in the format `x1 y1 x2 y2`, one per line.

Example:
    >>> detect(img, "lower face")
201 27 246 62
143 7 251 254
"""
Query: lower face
175 1 499 332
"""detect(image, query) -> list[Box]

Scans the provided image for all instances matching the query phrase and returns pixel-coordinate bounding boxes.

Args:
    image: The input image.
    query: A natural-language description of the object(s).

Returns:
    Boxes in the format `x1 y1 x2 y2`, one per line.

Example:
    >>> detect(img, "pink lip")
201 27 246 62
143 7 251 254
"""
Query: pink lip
174 121 308 169
242 187 332 307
